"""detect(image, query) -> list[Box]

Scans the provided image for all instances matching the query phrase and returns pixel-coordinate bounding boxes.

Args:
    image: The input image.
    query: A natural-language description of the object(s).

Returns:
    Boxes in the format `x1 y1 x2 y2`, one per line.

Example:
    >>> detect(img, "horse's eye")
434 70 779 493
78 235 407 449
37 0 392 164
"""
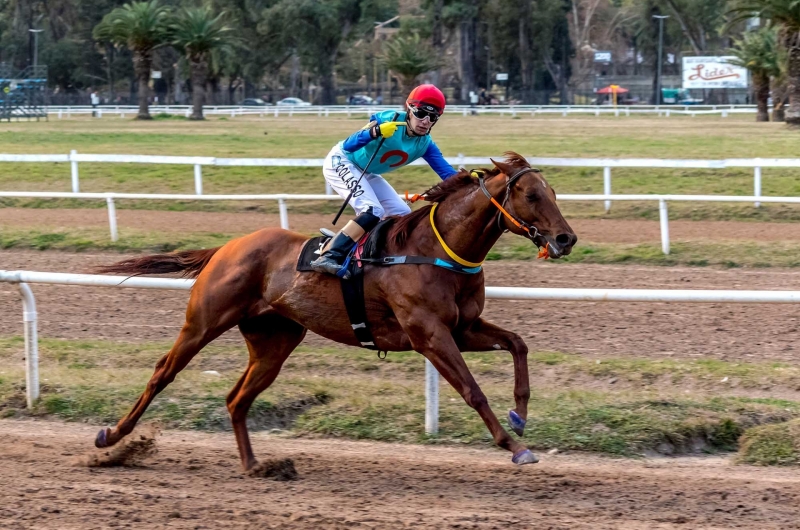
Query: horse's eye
525 194 537 202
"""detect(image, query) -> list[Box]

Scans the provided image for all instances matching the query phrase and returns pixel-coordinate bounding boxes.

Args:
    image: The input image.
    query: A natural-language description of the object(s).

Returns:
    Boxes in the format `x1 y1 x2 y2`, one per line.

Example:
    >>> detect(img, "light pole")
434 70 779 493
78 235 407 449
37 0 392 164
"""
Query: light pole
653 15 668 105
29 29 44 68
485 45 490 92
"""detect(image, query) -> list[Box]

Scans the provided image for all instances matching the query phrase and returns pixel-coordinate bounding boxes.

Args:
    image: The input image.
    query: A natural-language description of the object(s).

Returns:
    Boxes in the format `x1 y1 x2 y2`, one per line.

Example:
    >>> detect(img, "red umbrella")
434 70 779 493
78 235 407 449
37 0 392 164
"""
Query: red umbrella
596 85 629 94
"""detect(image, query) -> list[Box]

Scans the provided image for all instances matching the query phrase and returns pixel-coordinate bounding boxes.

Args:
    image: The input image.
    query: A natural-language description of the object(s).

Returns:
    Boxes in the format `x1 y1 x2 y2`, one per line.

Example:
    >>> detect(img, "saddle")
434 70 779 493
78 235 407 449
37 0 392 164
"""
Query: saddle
296 218 481 352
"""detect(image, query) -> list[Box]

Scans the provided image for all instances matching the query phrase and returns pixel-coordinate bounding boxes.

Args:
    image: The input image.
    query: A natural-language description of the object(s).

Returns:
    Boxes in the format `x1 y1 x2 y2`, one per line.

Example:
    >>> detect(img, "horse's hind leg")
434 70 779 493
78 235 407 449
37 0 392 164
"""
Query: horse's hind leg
95 273 252 448
227 313 306 472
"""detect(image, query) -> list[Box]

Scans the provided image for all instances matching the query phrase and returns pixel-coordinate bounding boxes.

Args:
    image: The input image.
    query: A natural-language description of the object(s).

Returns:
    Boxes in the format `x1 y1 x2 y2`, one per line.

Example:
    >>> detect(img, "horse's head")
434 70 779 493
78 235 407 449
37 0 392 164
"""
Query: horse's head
487 154 577 258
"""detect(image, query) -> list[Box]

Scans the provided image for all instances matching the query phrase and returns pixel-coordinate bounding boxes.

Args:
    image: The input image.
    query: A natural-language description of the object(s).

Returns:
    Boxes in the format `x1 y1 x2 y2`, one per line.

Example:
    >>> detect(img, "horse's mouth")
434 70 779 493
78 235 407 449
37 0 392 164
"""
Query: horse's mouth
538 235 574 259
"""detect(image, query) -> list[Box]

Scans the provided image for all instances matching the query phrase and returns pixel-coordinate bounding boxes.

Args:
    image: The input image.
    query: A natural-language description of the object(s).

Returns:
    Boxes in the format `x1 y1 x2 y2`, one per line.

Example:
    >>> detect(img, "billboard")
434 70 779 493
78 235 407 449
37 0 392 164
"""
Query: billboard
682 56 748 89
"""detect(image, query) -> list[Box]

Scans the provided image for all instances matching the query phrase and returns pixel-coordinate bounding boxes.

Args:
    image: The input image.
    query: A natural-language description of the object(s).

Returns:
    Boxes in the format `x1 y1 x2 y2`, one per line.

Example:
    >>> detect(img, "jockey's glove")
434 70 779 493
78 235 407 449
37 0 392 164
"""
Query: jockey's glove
371 121 405 139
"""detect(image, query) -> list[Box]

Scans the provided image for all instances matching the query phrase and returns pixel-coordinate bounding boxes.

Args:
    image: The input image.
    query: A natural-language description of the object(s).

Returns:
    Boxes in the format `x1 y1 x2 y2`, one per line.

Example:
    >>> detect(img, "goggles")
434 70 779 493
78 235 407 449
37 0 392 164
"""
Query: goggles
409 104 441 123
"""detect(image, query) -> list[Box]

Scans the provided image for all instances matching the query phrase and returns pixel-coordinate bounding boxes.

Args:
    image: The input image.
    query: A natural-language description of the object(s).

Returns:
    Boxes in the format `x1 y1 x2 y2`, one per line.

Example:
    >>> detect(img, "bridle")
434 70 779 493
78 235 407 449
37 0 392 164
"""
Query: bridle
403 166 551 264
472 168 545 247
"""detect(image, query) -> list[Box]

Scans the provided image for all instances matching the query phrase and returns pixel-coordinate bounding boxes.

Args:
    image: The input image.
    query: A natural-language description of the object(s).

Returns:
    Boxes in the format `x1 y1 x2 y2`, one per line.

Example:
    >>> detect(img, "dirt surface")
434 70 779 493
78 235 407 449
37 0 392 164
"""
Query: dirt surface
0 420 800 530
2 419 800 530
3 207 800 243
1 249 800 362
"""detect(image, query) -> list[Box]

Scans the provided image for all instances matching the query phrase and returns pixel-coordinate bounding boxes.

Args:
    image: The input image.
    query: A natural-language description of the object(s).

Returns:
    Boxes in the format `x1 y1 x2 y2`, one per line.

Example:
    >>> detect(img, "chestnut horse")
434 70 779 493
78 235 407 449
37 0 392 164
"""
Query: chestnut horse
94 152 577 471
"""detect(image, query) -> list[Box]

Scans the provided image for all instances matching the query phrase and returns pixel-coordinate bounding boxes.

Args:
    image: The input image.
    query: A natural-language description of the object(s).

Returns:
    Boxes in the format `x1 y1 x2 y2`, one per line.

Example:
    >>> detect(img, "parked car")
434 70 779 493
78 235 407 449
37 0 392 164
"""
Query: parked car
241 98 272 106
661 88 703 105
348 94 374 105
276 97 311 106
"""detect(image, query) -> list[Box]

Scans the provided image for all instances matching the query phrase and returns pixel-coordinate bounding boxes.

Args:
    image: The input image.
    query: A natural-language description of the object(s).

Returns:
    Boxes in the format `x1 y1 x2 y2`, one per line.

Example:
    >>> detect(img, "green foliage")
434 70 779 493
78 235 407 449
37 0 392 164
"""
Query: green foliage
171 6 233 59
261 0 365 103
382 32 441 91
737 419 800 465
729 0 800 34
93 0 172 53
730 25 782 78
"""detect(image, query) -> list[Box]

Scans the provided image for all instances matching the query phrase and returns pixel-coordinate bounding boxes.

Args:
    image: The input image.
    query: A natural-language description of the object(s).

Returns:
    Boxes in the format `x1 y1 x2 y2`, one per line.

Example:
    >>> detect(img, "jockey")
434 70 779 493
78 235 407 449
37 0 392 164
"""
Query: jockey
311 84 458 277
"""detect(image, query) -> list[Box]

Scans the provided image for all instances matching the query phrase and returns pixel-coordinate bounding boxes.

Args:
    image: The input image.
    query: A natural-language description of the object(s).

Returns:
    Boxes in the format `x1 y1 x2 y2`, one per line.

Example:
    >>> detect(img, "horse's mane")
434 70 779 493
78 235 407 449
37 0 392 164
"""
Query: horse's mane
388 151 531 247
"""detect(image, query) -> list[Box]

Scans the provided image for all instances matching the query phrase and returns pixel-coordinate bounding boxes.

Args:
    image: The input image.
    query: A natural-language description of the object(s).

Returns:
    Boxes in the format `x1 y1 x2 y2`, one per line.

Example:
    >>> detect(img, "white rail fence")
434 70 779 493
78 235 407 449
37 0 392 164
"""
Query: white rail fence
3 190 800 255
3 152 798 211
3 269 800 433
45 104 762 120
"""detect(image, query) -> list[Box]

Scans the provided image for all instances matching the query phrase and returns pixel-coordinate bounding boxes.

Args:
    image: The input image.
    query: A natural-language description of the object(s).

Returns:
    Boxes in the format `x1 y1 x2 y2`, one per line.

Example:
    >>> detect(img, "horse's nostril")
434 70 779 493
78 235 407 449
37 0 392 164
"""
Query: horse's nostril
556 233 574 247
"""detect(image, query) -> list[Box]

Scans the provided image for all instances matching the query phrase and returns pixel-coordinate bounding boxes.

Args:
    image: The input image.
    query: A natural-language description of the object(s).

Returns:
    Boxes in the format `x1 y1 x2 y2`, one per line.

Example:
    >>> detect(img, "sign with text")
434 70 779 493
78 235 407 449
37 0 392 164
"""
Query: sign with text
594 51 612 63
682 56 748 89
496 73 508 81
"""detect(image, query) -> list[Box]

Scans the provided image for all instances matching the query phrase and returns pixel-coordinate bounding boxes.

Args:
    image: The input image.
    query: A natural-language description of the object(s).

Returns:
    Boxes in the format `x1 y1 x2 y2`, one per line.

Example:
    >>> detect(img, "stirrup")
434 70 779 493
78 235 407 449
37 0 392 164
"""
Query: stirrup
310 256 351 280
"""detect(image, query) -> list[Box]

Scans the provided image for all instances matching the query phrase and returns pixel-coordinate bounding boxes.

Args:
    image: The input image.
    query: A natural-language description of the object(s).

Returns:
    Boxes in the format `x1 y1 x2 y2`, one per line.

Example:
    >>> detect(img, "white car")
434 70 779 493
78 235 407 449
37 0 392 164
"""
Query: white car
276 97 311 106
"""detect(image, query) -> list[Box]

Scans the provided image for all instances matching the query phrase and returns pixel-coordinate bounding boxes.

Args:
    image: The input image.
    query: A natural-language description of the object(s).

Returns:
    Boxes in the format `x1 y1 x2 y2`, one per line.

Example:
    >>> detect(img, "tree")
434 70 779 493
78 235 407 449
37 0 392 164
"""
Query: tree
261 0 364 105
730 25 782 121
171 7 232 120
383 33 441 94
660 0 729 56
730 0 800 126
93 0 172 119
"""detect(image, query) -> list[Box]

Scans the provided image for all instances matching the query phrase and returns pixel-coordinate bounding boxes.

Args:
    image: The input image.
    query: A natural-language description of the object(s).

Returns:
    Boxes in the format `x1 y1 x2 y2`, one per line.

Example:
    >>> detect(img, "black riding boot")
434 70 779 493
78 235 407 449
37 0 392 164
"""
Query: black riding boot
310 231 356 279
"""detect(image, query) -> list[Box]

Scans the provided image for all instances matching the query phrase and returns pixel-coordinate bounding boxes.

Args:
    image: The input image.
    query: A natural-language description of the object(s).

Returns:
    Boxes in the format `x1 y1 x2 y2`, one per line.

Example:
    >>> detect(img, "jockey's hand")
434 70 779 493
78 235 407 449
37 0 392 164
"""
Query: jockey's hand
371 121 405 139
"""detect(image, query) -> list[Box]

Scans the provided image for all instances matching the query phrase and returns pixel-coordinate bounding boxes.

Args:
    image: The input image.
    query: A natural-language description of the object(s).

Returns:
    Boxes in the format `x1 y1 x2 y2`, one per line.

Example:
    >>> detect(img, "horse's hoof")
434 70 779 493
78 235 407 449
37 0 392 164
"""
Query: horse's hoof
508 410 526 437
512 449 539 465
94 428 110 448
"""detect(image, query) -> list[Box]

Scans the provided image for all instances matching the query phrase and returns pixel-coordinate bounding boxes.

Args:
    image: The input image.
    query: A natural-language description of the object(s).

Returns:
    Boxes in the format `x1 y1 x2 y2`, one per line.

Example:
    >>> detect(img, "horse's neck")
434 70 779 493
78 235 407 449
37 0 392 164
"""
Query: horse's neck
423 186 504 264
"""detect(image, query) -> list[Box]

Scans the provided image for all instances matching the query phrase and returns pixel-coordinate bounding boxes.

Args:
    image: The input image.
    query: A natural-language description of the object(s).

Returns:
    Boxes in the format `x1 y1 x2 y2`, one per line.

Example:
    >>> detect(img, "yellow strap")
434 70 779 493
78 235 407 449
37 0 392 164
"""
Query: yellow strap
429 203 484 268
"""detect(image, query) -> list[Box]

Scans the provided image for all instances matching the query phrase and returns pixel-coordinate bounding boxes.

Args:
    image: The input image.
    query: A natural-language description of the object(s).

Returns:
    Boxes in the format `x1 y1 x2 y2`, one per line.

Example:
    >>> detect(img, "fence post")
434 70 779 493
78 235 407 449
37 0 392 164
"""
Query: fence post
19 283 39 409
325 181 333 195
603 166 612 212
70 150 80 193
106 196 118 242
659 199 670 255
194 164 203 195
425 359 439 435
754 166 762 208
58 109 62 119
278 198 289 229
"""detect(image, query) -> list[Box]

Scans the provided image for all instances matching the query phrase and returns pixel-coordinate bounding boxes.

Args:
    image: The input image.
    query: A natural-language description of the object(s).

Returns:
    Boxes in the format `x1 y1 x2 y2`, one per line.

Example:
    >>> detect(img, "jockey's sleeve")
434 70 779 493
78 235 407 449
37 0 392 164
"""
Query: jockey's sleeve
341 113 382 153
423 142 458 180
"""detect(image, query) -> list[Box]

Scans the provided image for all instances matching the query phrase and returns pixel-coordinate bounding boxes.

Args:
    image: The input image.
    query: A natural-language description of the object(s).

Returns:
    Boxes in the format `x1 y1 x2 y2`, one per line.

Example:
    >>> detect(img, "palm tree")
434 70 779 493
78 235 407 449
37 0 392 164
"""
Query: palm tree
383 33 442 95
94 0 172 120
171 7 232 120
730 0 800 126
730 26 782 121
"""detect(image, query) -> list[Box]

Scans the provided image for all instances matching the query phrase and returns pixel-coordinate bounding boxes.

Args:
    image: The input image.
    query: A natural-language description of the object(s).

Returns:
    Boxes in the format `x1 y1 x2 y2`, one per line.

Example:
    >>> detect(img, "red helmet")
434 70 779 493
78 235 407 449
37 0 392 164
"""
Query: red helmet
406 84 446 115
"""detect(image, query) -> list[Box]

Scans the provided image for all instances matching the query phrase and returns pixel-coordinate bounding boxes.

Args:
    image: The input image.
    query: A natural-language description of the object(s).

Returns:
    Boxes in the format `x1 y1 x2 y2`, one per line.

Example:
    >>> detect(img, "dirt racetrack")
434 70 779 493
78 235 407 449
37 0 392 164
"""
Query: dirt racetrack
1 249 799 362
2 419 800 530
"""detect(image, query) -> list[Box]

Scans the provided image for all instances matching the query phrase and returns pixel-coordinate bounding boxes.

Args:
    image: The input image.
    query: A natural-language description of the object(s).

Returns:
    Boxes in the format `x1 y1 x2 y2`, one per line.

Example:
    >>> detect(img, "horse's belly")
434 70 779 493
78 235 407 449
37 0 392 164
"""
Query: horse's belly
268 272 411 351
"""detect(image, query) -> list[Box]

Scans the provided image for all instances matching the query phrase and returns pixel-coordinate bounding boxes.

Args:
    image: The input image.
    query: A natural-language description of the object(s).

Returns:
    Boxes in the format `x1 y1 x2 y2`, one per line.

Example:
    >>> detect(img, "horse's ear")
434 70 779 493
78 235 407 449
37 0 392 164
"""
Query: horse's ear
491 158 514 176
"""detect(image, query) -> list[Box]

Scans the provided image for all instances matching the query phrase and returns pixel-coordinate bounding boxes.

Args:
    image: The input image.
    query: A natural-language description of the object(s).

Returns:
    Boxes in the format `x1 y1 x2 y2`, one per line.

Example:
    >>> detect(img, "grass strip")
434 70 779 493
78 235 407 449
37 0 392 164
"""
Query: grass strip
3 337 800 458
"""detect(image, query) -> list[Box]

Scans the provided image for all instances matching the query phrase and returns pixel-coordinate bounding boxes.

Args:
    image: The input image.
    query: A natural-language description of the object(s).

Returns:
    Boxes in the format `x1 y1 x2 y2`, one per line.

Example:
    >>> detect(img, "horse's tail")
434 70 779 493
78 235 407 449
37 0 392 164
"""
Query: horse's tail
93 247 221 279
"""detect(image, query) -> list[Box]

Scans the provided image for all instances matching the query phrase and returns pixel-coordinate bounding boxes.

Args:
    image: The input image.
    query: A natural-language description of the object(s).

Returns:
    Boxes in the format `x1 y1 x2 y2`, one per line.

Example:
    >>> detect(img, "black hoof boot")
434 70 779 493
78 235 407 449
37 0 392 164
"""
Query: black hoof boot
310 231 354 279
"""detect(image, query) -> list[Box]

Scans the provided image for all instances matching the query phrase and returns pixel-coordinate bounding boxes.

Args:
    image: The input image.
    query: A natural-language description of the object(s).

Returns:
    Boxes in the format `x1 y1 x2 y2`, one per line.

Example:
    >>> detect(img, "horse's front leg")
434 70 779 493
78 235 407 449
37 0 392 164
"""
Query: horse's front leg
455 318 530 437
398 309 538 465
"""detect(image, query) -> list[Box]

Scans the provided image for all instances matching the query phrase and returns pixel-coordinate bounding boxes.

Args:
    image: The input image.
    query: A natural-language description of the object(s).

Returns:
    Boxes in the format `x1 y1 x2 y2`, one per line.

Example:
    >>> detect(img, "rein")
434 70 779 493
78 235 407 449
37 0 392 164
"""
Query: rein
405 167 550 265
